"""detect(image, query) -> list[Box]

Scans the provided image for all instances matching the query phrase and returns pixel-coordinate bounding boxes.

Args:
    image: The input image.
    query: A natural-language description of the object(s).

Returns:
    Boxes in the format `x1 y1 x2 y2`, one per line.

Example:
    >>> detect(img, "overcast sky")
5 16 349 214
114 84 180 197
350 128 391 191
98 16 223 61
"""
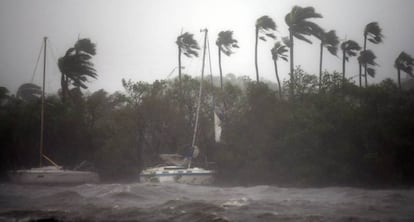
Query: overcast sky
1 0 413 94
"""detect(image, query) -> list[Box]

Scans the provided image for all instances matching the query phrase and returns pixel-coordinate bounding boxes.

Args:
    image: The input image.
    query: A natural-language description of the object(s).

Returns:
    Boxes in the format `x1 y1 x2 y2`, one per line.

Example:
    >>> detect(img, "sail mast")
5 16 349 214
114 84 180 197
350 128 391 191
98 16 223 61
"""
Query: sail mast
39 37 47 167
189 29 208 168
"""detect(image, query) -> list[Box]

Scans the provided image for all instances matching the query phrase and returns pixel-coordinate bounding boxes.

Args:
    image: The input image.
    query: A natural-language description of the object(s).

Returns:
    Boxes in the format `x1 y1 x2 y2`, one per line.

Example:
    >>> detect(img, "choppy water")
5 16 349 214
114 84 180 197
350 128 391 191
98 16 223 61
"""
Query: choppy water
0 183 413 222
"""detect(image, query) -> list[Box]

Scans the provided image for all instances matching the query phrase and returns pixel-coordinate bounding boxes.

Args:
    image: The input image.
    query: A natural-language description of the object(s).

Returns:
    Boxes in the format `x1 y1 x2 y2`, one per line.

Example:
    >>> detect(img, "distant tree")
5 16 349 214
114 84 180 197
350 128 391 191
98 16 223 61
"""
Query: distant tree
0 86 9 106
16 83 41 102
271 41 288 99
255 16 276 83
216 30 239 90
316 29 339 89
394 51 414 90
358 50 377 87
340 40 361 85
285 6 322 93
362 22 383 85
58 38 97 103
176 32 200 87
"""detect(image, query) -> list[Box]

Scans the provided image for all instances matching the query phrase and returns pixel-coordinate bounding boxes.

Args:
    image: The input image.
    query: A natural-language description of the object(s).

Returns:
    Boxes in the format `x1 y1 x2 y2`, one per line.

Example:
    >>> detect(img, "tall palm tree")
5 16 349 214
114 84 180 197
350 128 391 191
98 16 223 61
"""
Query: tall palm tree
216 30 239 90
394 51 414 90
271 41 288 99
357 50 377 87
176 32 200 86
58 38 97 103
255 16 276 83
316 29 339 89
340 40 361 84
285 6 322 89
362 22 383 85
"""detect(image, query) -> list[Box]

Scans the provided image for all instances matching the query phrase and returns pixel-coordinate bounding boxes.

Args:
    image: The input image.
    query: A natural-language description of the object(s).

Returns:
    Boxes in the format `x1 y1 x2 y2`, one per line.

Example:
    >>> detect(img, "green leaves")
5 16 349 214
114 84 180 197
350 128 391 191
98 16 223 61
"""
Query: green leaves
216 30 239 56
285 6 323 45
176 32 200 58
271 41 288 62
341 40 361 61
364 22 384 44
395 51 414 77
256 15 277 42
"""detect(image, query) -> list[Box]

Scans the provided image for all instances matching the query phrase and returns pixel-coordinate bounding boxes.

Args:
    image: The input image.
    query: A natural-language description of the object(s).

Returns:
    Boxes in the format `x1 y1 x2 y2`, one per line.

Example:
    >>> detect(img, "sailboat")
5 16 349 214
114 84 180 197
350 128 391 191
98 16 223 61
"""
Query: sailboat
8 37 100 184
140 29 216 185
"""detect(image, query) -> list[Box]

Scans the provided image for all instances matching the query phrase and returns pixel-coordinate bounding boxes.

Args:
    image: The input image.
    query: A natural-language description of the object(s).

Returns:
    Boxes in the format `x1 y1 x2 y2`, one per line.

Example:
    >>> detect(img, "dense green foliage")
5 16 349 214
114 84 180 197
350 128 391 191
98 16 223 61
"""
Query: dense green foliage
1 69 414 186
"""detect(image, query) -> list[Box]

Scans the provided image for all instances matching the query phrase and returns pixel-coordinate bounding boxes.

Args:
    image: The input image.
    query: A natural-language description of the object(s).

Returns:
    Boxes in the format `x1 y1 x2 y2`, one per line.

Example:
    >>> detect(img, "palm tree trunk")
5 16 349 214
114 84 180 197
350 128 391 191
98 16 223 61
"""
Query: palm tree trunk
254 27 259 83
273 59 282 100
61 73 66 102
319 42 323 91
359 63 362 88
289 30 294 96
342 50 346 87
363 35 367 87
178 46 182 85
398 68 401 90
218 46 223 90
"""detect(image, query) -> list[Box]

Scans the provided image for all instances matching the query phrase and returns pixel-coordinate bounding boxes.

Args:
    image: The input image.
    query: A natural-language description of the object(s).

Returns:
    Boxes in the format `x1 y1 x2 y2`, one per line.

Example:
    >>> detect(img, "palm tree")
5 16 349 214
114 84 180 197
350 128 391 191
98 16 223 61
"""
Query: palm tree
271 41 288 99
316 29 339 89
255 16 276 83
340 40 361 84
362 22 383 85
285 6 322 88
58 38 97 103
357 50 377 87
16 83 42 101
216 30 239 90
394 51 414 89
176 32 200 85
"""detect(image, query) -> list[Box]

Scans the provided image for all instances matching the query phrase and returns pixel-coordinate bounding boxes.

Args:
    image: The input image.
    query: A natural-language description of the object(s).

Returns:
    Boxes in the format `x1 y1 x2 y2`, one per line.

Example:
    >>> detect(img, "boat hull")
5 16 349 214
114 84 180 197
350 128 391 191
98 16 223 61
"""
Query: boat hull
140 166 214 185
8 166 99 184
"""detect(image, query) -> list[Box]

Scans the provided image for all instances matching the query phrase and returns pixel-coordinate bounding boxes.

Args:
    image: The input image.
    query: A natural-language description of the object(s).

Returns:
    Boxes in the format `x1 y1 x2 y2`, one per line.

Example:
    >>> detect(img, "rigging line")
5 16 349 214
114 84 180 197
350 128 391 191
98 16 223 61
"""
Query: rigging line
206 34 215 108
30 40 45 83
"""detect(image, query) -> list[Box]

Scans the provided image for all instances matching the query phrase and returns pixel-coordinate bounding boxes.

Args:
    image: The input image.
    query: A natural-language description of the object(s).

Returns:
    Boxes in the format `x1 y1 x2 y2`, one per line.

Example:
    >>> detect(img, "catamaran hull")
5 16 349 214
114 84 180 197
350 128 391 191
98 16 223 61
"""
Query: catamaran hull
140 166 214 185
8 167 99 184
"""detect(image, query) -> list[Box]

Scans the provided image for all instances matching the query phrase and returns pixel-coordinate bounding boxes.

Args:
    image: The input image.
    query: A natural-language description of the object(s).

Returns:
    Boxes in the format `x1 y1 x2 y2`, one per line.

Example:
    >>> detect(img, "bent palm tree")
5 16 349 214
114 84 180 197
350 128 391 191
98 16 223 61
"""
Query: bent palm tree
358 50 377 87
271 41 288 99
255 16 276 83
16 83 42 102
316 29 339 89
362 22 383 85
340 40 361 84
176 32 200 85
58 38 97 103
394 51 414 89
216 30 239 90
285 6 322 91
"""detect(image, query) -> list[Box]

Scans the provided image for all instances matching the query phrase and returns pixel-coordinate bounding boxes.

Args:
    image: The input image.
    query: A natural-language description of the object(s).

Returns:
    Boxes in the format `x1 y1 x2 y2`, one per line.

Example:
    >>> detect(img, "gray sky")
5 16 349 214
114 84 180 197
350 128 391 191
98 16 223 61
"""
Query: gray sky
1 0 413 94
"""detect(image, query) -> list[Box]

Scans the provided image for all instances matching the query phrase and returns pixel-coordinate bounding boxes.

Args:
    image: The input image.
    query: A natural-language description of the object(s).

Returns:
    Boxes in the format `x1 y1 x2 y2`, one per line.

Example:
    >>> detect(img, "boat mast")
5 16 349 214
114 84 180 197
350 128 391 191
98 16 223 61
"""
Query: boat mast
39 37 47 167
189 28 208 168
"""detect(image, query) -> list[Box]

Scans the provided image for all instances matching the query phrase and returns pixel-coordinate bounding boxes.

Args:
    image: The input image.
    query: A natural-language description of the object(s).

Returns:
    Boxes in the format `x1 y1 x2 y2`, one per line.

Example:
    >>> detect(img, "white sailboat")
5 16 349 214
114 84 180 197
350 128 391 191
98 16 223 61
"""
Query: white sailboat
8 37 99 184
140 29 216 185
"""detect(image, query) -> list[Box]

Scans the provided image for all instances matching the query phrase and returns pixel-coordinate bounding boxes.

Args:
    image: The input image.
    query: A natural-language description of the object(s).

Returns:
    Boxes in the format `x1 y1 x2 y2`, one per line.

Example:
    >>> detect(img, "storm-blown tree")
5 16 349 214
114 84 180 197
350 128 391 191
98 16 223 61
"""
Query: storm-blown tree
285 6 322 91
394 51 414 89
358 50 377 87
316 29 339 89
216 30 239 90
16 83 42 102
271 41 288 99
341 40 361 85
58 38 97 103
254 16 276 83
362 22 383 86
176 32 200 86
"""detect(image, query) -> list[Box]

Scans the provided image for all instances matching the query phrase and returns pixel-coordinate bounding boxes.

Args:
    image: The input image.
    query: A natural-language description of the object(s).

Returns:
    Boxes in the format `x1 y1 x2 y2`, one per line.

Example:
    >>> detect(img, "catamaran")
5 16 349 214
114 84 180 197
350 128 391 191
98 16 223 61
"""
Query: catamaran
140 29 217 185
8 37 100 184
